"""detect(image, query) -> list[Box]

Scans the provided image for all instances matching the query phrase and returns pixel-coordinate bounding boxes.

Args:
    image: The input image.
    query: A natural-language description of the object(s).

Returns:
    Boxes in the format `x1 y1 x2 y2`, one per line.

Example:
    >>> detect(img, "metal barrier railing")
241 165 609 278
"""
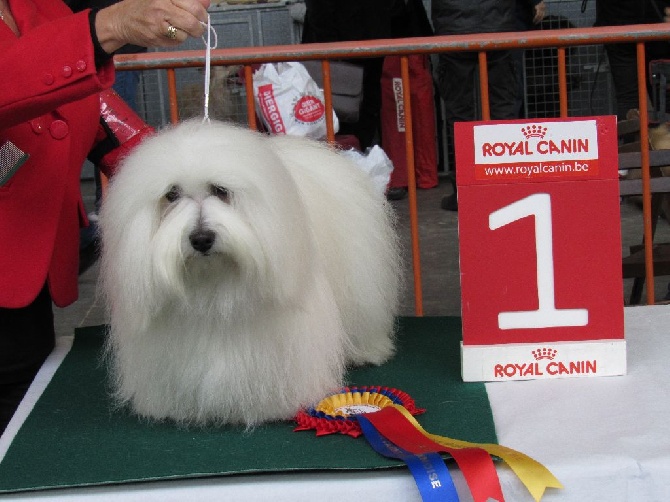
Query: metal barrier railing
115 23 670 311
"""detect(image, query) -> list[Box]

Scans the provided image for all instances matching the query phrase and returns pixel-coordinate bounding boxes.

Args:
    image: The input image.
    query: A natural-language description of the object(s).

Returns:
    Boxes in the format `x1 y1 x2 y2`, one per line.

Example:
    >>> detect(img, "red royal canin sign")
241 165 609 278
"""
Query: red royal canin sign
456 117 626 382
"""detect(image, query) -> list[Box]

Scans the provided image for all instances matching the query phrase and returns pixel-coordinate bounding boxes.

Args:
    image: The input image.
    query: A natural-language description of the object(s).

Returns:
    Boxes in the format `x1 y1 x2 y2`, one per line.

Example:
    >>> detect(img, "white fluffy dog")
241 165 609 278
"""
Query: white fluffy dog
98 120 400 427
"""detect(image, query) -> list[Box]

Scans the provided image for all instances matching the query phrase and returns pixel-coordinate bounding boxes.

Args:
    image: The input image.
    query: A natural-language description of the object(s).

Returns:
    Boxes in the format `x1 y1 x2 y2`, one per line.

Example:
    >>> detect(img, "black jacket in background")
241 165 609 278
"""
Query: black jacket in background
431 0 517 36
596 0 670 26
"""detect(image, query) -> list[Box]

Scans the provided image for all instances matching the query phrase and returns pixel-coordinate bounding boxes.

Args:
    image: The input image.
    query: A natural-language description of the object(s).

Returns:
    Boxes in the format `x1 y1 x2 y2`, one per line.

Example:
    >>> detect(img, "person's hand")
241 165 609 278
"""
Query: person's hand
533 1 547 25
665 7 670 23
95 0 211 54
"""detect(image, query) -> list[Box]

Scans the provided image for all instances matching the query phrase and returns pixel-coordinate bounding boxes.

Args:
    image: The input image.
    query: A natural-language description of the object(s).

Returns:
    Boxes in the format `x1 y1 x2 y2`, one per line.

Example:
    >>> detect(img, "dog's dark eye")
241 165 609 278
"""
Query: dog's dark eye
165 185 182 203
211 185 230 203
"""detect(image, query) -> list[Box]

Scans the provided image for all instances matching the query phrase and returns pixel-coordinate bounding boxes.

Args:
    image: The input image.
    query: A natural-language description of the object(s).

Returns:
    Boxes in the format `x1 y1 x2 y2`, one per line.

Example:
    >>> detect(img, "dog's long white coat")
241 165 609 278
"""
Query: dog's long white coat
99 120 400 426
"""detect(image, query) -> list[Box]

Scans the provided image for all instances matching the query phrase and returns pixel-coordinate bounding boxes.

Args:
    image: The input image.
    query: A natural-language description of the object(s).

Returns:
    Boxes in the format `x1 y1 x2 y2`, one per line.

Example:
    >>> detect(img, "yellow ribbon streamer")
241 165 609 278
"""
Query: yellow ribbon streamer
393 405 563 502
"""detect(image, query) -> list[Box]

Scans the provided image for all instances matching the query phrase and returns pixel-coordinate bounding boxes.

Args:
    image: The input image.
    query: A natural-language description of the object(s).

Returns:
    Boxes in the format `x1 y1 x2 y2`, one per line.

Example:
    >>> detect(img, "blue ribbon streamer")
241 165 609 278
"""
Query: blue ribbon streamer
357 414 460 502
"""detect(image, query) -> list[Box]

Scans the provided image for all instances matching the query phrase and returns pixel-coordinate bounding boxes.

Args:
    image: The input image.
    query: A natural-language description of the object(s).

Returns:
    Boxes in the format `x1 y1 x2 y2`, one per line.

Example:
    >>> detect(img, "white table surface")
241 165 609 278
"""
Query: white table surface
1 306 668 501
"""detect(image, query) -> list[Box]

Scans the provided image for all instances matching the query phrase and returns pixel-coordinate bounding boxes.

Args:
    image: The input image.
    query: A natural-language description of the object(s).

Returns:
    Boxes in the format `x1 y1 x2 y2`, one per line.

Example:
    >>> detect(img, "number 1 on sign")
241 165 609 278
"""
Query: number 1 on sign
489 193 589 330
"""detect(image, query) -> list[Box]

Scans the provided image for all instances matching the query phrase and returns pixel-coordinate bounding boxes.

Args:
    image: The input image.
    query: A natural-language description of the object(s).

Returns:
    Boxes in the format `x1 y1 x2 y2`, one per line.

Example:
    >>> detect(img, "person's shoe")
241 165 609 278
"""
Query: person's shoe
441 193 458 211
386 187 408 201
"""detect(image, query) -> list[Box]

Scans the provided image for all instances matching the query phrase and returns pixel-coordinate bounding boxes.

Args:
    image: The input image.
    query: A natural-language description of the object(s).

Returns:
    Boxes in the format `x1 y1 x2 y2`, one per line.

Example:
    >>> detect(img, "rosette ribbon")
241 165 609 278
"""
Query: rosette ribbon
295 387 562 502
366 405 563 502
357 413 459 502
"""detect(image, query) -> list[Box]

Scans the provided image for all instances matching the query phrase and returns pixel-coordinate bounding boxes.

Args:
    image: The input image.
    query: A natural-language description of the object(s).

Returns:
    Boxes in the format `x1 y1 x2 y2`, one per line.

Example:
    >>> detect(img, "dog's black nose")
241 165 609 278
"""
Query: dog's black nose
189 229 216 254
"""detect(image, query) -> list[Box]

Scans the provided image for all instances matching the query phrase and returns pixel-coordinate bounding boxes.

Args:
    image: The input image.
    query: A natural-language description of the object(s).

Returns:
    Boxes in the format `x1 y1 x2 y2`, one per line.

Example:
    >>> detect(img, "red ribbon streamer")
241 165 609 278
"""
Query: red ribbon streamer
364 406 505 502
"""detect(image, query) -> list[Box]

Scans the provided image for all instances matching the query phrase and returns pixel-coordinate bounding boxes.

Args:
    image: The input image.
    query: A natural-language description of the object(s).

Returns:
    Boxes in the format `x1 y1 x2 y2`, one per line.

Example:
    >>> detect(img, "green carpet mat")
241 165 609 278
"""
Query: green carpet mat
0 316 496 493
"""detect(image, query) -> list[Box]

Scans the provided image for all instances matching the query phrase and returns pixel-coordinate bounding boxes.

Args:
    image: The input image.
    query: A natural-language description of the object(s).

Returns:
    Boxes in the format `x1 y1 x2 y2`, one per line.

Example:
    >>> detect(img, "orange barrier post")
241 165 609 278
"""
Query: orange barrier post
320 60 336 144
244 65 257 130
400 55 423 316
637 42 655 304
477 51 491 121
167 68 179 124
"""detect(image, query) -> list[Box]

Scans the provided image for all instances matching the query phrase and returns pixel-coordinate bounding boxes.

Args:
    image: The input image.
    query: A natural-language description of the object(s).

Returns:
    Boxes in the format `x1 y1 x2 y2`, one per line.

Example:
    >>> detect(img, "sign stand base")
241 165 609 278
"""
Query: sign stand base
461 340 627 382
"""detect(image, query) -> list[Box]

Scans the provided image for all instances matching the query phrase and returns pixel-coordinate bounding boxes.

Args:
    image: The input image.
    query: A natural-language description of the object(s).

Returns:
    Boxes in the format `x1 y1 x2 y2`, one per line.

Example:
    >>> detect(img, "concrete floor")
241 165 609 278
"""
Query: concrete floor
53 177 670 338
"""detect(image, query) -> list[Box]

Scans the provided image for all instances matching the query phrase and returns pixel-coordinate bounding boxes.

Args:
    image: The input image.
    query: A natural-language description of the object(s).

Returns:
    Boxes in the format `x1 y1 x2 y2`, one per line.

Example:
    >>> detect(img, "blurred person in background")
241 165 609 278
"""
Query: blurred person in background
302 0 405 151
595 0 670 119
432 0 520 211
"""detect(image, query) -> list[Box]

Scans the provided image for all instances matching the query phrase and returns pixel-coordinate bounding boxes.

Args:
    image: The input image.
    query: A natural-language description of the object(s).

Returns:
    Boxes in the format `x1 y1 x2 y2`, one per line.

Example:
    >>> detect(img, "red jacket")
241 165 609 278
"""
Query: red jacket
0 0 115 308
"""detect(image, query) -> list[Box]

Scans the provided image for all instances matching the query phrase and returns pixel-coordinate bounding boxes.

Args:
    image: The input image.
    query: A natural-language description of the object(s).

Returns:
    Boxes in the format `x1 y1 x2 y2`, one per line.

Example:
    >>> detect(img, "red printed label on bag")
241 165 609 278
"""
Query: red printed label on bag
257 84 286 134
293 95 325 124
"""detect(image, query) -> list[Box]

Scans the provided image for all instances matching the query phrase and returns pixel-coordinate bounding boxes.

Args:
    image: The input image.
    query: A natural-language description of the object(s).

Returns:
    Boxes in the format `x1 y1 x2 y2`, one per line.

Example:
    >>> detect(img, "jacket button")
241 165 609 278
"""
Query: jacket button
76 60 87 72
62 65 73 78
49 120 69 140
43 73 55 85
30 119 44 134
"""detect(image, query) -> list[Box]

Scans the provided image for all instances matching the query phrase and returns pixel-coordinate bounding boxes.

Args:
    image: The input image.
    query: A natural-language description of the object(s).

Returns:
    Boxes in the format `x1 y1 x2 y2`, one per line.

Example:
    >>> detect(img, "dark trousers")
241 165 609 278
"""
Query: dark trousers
436 51 519 171
0 284 55 434
336 57 385 150
605 41 670 120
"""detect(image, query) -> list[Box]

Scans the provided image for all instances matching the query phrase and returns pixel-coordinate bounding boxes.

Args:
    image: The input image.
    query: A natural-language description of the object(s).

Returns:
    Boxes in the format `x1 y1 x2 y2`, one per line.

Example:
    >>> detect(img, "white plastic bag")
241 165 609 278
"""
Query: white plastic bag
253 62 339 140
340 145 395 198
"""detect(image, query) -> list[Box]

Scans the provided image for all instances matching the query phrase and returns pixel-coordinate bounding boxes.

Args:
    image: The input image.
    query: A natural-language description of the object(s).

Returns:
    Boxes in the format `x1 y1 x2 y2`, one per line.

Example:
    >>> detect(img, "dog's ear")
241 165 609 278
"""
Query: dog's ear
99 187 164 327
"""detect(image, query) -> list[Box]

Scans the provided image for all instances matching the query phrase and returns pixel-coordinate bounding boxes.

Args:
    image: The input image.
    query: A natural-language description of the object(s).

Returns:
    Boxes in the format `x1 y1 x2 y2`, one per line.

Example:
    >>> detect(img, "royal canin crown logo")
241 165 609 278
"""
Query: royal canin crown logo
521 124 548 139
531 348 558 360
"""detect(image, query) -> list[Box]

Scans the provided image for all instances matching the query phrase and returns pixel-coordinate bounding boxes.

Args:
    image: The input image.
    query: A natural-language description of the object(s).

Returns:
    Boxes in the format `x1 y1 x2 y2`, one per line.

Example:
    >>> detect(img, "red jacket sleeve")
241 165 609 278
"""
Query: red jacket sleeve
0 8 115 128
